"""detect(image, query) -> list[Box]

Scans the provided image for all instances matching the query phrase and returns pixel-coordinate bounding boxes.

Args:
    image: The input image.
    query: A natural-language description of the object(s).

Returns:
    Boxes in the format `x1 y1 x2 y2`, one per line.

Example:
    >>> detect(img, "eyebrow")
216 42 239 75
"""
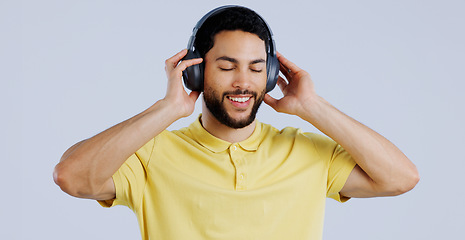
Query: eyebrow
216 56 266 65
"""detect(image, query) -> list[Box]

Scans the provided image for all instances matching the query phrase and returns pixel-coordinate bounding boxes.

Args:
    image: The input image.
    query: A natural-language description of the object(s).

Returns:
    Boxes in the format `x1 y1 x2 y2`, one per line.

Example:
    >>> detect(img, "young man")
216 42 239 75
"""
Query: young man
54 6 419 240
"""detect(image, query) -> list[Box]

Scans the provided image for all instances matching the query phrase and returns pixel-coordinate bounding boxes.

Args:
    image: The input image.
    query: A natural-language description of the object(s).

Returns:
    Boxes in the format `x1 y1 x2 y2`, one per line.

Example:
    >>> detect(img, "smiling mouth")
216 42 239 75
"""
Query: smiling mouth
227 96 251 103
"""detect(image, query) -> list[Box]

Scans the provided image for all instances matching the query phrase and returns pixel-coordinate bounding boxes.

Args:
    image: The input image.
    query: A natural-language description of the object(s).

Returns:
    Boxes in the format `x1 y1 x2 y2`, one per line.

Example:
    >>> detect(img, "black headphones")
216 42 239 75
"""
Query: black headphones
182 5 279 93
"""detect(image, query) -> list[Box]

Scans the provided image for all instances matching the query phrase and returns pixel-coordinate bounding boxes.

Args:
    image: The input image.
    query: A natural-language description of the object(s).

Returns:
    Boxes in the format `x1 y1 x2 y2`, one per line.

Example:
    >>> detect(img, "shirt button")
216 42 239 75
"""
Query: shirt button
239 173 244 180
233 145 237 151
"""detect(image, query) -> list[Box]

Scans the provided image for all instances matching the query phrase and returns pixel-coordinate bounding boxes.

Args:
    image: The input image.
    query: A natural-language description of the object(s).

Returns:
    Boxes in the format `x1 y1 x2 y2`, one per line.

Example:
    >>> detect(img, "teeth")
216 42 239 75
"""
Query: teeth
228 96 250 103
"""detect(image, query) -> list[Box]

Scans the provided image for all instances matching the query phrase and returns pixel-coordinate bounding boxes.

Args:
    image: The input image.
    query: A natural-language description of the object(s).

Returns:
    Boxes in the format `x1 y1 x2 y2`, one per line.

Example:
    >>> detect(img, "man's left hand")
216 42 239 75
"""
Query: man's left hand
264 52 317 119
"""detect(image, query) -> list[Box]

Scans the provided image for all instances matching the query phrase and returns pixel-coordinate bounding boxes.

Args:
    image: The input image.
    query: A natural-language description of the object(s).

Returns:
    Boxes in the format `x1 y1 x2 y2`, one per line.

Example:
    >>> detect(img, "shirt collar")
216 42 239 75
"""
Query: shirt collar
188 114 263 153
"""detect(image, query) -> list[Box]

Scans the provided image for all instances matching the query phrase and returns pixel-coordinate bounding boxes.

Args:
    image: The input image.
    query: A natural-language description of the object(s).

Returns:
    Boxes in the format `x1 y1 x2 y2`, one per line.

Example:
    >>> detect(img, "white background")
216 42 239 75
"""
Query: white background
2 0 464 239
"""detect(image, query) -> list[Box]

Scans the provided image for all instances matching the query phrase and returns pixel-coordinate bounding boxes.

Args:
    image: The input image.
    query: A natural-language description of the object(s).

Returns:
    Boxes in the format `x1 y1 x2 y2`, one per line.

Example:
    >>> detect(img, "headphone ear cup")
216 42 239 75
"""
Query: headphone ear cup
182 50 204 91
266 54 280 92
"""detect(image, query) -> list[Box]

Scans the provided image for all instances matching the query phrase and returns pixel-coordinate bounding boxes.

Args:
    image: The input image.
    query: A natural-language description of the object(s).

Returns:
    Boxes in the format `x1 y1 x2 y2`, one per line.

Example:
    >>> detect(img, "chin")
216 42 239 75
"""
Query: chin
204 87 265 129
219 110 257 129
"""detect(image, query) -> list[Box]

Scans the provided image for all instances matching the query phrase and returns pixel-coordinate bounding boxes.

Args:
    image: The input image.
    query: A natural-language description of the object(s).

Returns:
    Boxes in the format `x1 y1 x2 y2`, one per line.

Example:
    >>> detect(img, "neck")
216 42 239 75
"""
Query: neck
201 105 256 143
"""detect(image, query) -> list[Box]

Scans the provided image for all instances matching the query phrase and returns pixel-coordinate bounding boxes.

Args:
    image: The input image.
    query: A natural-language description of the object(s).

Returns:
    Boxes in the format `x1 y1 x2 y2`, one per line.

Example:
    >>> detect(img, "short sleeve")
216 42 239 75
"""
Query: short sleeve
304 132 356 203
326 144 356 202
97 138 155 210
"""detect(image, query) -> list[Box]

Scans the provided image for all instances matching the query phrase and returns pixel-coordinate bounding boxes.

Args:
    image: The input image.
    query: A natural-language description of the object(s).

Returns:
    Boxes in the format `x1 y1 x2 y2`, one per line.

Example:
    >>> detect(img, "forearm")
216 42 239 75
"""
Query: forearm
54 99 179 197
266 52 418 196
54 49 203 198
300 95 418 192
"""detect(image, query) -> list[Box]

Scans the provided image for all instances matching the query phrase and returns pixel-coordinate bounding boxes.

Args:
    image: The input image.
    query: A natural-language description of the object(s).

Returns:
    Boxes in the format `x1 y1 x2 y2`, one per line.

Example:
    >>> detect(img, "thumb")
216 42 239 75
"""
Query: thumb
264 94 279 111
189 91 201 102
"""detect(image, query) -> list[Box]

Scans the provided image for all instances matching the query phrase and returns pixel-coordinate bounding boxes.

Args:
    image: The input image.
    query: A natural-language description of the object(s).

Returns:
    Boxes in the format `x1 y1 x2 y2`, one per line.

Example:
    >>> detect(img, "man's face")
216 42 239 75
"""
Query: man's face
203 30 267 129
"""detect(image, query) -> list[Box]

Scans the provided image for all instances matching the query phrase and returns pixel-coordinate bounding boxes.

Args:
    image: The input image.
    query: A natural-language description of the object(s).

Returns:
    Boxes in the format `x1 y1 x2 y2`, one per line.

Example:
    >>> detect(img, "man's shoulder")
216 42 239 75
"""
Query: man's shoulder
259 121 334 145
259 121 303 137
156 127 192 141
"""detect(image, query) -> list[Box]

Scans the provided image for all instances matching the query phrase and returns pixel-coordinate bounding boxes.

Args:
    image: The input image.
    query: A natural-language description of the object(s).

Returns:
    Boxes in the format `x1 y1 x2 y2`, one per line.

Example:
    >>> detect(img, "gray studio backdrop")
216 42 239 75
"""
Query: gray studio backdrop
2 0 464 239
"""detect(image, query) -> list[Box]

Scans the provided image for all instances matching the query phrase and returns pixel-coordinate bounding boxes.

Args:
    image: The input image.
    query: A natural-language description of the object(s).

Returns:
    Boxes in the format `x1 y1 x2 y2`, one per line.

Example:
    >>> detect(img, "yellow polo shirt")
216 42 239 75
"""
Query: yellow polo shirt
99 116 356 240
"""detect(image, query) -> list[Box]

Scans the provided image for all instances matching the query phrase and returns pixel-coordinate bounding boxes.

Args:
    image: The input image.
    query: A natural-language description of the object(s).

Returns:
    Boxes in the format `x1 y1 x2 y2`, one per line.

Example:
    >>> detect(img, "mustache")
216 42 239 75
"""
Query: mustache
222 89 258 98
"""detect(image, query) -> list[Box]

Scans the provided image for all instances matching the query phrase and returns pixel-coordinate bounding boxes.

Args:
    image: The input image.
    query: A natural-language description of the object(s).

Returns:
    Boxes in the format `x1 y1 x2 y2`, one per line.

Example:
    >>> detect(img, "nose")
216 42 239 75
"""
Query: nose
232 70 251 89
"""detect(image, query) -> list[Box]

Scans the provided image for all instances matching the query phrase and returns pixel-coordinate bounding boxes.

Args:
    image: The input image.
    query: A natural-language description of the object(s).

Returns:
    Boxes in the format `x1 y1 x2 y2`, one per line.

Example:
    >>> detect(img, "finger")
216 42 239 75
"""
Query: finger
166 58 203 81
175 57 203 72
276 76 288 93
264 94 279 110
279 62 292 79
277 52 302 74
165 49 188 71
189 90 201 102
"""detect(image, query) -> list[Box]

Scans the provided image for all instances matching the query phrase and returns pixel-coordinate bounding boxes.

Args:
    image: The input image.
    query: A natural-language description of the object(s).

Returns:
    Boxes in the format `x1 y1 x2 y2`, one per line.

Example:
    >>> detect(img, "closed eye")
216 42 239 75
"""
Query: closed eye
220 67 234 71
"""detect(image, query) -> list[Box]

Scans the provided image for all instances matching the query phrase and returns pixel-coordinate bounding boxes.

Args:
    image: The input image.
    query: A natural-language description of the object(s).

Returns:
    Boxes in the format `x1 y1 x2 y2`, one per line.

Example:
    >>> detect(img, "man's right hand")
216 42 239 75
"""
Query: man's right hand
54 49 203 201
163 49 203 119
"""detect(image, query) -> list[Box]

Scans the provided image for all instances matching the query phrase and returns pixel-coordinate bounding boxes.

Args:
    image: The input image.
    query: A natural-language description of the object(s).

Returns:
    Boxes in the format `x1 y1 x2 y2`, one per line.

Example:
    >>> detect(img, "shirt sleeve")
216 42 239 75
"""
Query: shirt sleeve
304 132 356 203
326 143 356 202
97 138 155 210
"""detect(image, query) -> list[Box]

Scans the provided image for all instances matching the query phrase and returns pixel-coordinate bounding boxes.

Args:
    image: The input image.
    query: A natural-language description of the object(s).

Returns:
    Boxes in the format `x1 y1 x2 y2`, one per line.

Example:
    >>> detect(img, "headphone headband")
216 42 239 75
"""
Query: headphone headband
187 5 276 59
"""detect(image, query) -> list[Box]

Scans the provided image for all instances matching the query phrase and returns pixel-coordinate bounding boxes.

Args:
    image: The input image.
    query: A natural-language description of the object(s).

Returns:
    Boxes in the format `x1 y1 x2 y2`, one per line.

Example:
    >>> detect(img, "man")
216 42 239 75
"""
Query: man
54 6 419 240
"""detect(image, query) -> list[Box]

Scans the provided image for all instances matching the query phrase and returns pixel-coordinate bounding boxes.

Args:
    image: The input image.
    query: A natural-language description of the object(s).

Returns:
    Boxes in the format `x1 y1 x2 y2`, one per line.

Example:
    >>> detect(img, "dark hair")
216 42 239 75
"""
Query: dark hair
194 6 269 58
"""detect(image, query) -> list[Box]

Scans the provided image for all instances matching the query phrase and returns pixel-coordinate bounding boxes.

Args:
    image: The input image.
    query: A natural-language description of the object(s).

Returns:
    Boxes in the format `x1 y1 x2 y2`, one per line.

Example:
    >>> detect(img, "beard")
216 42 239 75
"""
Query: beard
203 88 266 129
